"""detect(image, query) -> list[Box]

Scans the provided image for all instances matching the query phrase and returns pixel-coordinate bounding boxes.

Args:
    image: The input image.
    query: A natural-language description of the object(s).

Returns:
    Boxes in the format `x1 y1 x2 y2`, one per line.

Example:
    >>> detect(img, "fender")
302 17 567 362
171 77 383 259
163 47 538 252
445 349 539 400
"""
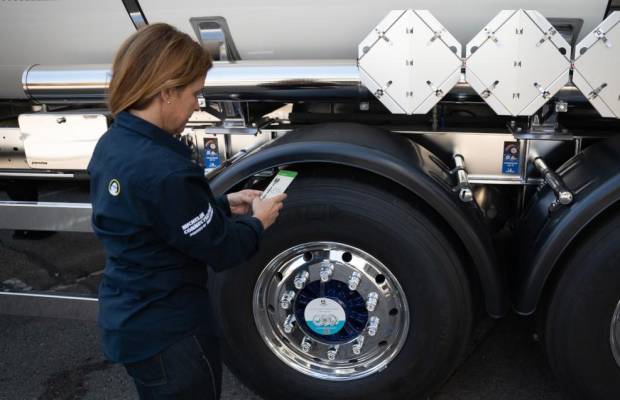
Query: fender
209 123 506 318
514 134 620 315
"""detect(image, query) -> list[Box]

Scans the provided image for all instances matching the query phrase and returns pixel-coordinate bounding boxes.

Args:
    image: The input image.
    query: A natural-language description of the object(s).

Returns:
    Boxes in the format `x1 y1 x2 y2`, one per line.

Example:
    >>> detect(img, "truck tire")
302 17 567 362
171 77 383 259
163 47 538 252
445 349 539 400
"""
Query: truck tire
544 210 620 399
213 170 473 400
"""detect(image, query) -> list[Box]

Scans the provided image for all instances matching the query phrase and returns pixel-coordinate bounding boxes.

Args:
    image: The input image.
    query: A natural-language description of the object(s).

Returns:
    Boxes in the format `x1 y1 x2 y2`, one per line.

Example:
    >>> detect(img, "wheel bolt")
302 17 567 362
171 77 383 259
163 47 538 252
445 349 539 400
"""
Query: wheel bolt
348 271 361 291
366 292 379 312
293 270 310 290
327 345 339 361
301 336 312 353
280 290 295 310
368 316 380 337
283 314 296 333
352 336 365 355
320 260 334 282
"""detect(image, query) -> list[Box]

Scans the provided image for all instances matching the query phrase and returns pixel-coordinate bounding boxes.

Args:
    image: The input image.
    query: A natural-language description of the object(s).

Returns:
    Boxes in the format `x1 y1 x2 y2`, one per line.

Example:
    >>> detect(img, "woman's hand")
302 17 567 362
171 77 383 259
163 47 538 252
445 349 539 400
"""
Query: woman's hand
252 193 287 230
227 190 263 215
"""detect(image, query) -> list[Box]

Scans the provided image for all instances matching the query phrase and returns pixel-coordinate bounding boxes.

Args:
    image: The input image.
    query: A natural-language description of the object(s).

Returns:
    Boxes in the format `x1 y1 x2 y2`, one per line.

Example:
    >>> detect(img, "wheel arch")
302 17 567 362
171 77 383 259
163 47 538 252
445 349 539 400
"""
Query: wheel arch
514 134 620 315
209 123 506 317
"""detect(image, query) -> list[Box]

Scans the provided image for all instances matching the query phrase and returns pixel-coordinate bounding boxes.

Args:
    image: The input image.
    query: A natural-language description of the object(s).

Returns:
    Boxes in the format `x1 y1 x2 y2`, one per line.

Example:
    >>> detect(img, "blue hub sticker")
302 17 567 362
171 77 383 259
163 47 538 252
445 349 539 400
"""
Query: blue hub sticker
502 141 520 175
204 138 221 170
295 280 368 342
304 298 346 336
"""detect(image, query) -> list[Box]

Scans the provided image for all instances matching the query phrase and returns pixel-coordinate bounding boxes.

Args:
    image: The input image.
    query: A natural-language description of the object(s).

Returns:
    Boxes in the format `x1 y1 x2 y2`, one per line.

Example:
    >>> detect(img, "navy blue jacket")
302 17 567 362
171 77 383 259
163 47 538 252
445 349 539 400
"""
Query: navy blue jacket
88 111 263 363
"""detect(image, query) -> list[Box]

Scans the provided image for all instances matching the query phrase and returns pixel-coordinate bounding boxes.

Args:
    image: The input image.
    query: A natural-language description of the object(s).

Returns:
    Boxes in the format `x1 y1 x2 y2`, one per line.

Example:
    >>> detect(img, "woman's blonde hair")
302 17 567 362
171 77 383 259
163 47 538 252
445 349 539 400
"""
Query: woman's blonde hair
107 23 212 116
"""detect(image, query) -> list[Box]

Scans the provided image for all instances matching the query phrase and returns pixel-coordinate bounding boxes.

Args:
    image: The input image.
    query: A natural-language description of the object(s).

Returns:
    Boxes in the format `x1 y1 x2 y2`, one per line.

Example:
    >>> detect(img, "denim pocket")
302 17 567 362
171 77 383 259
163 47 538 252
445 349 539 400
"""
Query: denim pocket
125 353 167 387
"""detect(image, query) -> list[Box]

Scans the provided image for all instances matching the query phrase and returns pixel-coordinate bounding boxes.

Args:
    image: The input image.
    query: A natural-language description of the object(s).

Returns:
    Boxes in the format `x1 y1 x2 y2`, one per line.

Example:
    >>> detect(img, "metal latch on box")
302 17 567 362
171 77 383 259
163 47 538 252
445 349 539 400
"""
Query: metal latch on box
426 80 444 97
587 83 608 100
374 80 393 98
481 80 500 99
484 28 499 44
536 27 557 47
429 28 446 43
533 82 552 99
594 28 613 48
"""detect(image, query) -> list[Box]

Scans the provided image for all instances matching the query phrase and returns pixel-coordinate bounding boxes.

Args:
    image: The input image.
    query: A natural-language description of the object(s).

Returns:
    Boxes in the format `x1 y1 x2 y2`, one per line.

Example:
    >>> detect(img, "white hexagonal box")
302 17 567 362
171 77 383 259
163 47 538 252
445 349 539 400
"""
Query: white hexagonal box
358 10 462 115
573 11 620 119
466 9 571 116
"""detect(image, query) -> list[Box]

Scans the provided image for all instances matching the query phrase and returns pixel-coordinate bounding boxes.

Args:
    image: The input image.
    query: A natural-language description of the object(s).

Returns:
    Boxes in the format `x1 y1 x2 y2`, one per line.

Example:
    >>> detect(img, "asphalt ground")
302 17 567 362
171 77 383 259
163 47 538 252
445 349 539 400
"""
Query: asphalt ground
0 231 569 400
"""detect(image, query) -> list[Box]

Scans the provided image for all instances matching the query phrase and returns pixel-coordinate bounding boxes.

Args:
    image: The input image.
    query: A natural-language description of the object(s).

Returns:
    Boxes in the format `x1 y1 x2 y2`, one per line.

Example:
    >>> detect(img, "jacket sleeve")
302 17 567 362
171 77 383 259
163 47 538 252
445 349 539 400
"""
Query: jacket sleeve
146 168 263 271
215 194 232 217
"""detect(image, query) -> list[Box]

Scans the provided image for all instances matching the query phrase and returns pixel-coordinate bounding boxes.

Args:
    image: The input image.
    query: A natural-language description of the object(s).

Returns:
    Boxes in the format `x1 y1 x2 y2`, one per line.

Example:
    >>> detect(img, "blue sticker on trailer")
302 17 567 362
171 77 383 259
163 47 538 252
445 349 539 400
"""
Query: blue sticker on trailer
204 138 221 169
502 142 520 175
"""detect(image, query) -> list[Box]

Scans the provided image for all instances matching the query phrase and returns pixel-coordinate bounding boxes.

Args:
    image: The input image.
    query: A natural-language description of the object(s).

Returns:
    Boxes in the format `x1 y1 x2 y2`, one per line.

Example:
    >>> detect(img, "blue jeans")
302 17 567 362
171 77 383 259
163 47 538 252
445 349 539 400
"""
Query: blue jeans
124 335 222 400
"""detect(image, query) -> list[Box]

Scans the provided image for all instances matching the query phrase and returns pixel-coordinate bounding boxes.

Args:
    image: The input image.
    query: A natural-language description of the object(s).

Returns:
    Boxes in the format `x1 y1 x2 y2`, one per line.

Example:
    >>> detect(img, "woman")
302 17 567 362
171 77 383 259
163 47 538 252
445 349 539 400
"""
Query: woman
88 23 286 399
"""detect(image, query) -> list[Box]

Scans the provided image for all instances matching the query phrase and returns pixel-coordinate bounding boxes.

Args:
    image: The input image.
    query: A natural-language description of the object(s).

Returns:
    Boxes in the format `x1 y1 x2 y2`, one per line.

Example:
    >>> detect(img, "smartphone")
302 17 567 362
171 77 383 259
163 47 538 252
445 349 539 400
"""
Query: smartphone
260 170 298 200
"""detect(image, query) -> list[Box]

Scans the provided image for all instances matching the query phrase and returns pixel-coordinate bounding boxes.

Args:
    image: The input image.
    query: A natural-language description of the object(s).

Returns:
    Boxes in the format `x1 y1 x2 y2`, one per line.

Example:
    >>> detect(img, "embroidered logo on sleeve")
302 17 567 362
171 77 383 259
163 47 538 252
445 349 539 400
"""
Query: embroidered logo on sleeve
108 179 121 196
182 204 213 237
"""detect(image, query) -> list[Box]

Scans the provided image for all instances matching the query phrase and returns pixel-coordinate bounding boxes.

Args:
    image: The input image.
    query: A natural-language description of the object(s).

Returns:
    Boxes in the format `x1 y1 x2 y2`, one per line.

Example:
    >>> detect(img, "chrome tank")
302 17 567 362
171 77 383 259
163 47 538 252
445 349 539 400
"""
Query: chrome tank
0 0 609 99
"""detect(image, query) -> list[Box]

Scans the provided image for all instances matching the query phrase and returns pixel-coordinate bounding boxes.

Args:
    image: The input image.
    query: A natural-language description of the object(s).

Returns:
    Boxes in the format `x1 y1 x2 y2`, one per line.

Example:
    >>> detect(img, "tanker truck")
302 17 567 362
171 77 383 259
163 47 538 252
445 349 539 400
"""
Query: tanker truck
1 1 620 399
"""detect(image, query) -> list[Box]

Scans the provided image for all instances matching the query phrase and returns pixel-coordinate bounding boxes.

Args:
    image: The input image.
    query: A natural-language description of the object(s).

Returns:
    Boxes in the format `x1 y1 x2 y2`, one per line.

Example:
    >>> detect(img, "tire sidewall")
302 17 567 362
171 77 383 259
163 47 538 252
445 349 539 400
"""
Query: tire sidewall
215 176 472 400
545 217 620 400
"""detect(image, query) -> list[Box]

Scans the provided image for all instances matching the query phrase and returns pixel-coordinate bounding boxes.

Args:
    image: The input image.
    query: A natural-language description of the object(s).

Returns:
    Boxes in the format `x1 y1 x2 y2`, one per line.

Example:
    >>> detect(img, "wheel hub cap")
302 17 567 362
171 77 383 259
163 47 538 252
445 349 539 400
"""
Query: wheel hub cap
303 297 348 336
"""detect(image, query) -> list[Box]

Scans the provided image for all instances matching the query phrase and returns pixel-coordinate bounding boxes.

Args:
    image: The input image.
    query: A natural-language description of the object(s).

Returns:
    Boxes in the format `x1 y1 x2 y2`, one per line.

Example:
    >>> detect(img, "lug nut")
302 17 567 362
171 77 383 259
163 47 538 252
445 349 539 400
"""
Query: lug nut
368 316 380 337
352 336 365 355
366 292 379 312
327 345 339 361
320 260 334 282
348 271 361 291
280 290 295 310
301 336 312 353
283 314 296 333
293 270 310 290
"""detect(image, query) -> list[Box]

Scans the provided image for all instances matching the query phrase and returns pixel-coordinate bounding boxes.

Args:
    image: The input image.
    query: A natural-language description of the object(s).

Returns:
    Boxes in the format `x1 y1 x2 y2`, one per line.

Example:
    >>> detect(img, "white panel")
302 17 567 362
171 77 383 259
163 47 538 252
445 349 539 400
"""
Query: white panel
19 114 107 170
465 9 571 116
359 11 417 113
0 0 135 99
359 10 462 114
573 12 620 119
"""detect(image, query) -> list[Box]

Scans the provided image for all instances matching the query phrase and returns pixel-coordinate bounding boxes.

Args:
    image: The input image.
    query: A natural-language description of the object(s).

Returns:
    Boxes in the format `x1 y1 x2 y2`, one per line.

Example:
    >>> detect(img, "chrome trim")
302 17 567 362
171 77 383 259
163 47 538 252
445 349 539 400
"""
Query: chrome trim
121 0 148 29
0 291 97 302
23 64 112 104
0 172 76 179
21 64 36 100
468 177 544 185
0 291 97 321
253 241 409 381
23 61 588 104
453 154 474 202
23 61 362 103
0 201 92 232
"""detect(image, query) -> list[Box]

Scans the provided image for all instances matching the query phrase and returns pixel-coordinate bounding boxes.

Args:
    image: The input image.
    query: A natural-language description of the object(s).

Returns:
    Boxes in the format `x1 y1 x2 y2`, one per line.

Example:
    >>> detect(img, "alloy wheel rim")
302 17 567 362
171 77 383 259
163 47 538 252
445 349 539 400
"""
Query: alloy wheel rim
253 241 410 381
